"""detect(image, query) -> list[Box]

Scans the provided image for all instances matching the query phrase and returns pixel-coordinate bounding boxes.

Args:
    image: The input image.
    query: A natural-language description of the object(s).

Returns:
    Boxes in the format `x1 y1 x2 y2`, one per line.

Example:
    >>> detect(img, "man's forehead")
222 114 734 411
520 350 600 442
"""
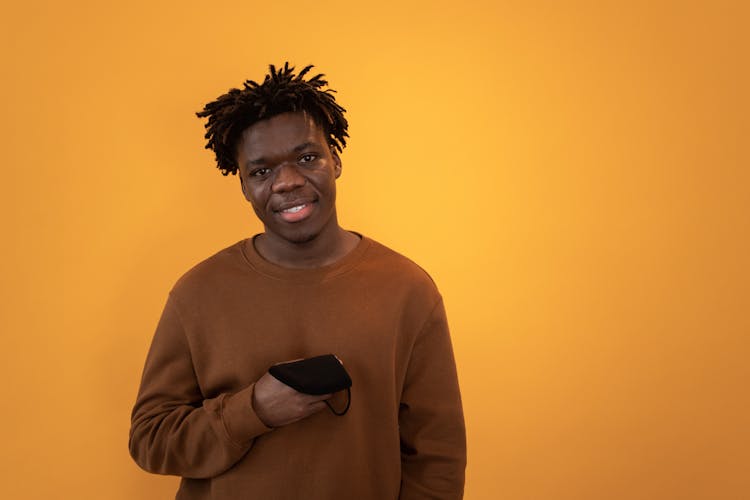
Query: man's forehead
238 112 326 160
244 111 322 138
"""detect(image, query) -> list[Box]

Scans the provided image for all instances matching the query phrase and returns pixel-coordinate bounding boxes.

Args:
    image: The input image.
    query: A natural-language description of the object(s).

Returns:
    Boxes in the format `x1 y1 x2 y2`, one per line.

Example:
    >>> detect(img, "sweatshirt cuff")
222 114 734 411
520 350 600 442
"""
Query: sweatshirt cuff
222 384 274 446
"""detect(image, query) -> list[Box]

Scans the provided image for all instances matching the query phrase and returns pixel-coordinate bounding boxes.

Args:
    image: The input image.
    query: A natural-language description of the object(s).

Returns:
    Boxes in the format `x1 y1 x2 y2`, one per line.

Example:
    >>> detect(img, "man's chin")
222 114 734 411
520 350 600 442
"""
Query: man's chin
267 226 320 245
287 231 318 244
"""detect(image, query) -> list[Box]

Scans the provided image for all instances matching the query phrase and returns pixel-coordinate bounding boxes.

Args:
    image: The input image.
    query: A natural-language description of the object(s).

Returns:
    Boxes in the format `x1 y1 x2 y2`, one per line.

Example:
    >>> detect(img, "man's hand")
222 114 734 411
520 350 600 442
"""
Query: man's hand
252 370 332 428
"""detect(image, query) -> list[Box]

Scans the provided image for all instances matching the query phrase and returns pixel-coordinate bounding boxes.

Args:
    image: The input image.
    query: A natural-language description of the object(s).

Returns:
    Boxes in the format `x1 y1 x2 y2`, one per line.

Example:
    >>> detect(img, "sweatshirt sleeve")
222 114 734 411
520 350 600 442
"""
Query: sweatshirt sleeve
128 293 273 479
399 298 467 499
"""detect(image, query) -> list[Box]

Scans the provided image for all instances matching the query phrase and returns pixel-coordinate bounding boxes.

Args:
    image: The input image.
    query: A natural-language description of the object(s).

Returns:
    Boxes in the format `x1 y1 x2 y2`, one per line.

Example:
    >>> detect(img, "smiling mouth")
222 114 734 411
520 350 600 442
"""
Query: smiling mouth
281 204 307 214
276 201 315 223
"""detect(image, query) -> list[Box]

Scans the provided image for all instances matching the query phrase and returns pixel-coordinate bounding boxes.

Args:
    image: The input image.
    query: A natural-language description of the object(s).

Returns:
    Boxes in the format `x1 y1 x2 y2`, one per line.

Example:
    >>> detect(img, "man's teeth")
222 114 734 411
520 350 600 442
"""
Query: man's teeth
282 204 306 213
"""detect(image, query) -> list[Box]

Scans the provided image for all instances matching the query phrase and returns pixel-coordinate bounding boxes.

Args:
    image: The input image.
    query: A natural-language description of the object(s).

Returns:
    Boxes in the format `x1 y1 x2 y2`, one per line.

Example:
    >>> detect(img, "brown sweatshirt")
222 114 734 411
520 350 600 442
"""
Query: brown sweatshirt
129 235 466 499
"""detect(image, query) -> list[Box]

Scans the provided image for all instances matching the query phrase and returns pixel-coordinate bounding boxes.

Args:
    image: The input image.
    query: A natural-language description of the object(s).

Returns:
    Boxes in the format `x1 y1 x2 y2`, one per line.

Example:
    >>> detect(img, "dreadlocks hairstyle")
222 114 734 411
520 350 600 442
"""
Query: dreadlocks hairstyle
196 63 349 176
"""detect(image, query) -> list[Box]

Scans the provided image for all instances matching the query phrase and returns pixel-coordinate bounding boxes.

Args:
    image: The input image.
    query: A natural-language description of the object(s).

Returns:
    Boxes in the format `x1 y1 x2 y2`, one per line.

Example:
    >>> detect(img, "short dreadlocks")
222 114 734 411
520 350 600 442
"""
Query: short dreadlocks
196 63 349 176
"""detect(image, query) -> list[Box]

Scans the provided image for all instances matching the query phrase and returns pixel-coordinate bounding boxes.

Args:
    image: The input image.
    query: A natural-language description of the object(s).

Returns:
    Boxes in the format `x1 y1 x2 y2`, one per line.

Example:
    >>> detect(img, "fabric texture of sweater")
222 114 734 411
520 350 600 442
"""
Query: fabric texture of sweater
129 234 466 499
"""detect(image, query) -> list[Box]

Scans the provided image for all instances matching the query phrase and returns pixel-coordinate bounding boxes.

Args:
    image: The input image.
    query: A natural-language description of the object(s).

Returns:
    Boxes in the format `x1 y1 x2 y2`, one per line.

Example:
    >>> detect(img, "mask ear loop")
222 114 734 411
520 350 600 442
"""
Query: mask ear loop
325 388 351 416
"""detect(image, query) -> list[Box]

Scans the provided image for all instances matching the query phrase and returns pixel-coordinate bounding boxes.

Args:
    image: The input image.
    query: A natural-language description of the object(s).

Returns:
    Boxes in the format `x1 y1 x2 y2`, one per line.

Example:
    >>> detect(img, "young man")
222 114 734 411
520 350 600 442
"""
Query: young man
129 63 466 499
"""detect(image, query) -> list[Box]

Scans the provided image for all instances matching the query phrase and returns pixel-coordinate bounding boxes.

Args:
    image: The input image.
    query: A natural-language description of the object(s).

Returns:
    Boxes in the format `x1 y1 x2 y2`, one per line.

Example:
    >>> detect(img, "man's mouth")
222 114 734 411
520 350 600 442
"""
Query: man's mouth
276 202 315 222
281 204 306 214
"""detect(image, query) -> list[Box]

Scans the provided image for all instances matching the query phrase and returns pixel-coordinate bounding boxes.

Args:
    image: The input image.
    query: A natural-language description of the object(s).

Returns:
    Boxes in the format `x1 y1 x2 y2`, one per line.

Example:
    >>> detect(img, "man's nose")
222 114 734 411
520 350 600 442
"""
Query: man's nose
271 163 305 193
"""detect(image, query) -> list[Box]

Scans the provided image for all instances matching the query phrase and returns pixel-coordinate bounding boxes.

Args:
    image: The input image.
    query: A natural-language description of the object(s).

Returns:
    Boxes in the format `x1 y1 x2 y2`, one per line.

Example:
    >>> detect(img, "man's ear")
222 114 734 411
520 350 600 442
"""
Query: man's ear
239 172 249 201
332 149 342 179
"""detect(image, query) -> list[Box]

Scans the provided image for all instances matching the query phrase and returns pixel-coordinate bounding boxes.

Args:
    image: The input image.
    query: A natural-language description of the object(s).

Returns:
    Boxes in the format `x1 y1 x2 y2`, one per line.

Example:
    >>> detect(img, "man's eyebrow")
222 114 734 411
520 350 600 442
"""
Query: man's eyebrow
291 141 319 153
246 142 321 167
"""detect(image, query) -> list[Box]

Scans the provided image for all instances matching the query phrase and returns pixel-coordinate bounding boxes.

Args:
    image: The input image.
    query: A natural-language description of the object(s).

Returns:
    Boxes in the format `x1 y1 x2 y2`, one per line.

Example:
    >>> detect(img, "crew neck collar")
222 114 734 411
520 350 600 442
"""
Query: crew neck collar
238 231 372 282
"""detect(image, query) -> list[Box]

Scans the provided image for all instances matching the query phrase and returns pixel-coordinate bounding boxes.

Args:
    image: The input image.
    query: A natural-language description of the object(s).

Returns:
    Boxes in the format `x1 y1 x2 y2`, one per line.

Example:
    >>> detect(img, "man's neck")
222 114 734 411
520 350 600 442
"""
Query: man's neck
254 226 361 269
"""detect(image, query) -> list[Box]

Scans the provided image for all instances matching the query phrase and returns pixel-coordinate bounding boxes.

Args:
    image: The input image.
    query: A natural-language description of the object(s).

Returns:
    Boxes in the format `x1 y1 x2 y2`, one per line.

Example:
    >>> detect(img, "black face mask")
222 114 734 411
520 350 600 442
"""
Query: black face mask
268 354 352 416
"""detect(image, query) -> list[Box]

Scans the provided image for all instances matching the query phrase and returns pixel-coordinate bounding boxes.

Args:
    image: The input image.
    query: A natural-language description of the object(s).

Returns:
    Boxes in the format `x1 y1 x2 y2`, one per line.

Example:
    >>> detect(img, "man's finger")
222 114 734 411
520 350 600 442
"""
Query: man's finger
306 401 328 414
306 393 334 404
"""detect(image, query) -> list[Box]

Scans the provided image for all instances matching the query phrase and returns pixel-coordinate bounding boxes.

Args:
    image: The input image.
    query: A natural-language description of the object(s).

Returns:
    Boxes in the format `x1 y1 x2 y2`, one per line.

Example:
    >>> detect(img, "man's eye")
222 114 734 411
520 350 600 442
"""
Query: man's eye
251 168 270 177
299 154 317 163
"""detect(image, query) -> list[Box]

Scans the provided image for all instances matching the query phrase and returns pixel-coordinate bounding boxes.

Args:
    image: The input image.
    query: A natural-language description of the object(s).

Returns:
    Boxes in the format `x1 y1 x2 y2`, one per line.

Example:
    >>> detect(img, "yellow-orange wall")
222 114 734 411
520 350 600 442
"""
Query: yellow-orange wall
1 1 748 498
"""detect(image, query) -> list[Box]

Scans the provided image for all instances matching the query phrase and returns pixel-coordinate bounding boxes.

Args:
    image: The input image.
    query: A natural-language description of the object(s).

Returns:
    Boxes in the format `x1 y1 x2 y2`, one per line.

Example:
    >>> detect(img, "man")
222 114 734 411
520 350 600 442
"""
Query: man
129 63 466 499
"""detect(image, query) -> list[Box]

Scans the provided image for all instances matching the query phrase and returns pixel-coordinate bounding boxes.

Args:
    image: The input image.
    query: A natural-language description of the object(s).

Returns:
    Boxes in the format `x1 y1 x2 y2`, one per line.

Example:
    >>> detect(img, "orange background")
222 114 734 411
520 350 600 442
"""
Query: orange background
1 1 748 498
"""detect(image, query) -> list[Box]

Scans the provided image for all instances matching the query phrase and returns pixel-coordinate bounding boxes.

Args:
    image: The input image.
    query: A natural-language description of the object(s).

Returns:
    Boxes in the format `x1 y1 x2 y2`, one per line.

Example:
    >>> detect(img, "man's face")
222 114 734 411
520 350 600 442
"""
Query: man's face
236 111 342 245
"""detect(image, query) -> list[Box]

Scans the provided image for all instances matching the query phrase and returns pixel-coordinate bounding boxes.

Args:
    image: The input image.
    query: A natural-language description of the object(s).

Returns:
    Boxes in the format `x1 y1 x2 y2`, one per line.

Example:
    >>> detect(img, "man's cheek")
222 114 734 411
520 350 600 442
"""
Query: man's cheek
251 203 267 222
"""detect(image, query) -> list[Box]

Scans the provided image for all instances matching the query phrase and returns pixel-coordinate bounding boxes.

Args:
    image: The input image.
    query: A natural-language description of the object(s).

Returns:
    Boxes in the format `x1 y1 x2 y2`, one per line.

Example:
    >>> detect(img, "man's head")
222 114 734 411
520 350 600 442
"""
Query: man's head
197 64 350 249
196 63 348 177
